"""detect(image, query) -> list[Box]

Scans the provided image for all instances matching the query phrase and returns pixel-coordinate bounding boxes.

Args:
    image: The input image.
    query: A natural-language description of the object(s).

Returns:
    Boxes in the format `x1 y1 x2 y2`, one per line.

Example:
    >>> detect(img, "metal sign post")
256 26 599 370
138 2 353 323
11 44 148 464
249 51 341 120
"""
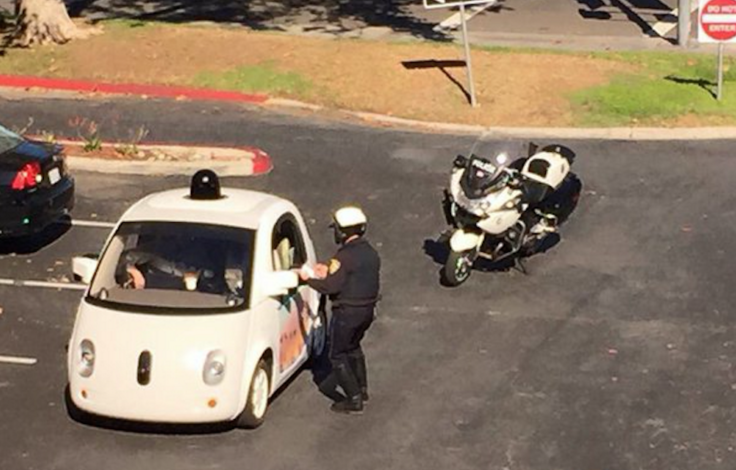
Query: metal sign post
678 0 691 46
717 42 725 100
459 4 478 107
698 0 736 101
424 0 494 107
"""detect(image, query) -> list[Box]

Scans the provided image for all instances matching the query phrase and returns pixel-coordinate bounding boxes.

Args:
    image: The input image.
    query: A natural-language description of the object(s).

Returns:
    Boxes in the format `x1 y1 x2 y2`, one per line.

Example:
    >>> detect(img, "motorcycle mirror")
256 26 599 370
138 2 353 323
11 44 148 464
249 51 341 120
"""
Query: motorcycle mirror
528 142 539 157
496 153 509 165
453 155 468 168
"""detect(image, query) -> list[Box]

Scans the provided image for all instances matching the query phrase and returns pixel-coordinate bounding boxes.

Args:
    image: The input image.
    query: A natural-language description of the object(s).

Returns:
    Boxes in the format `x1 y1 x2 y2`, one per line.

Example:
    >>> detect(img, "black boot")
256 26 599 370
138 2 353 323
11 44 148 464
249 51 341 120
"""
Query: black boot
331 362 363 415
318 371 346 403
330 395 363 414
349 353 369 403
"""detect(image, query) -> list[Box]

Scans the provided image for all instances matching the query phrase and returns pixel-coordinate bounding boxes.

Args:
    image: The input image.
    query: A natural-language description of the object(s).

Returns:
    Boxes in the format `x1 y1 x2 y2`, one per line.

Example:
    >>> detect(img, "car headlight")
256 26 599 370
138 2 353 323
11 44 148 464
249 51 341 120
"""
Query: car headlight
203 350 226 386
79 339 95 378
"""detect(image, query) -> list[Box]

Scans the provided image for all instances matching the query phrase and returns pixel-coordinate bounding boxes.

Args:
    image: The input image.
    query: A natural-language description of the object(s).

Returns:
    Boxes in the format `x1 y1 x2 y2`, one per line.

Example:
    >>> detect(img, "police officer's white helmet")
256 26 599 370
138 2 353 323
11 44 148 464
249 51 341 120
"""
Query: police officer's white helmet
334 206 368 228
332 206 367 243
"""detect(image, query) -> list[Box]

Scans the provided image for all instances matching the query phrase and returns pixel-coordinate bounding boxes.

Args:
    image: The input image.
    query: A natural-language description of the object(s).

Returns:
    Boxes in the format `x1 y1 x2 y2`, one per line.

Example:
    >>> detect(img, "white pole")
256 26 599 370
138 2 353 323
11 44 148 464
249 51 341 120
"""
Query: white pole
459 4 478 107
678 0 690 47
717 42 724 101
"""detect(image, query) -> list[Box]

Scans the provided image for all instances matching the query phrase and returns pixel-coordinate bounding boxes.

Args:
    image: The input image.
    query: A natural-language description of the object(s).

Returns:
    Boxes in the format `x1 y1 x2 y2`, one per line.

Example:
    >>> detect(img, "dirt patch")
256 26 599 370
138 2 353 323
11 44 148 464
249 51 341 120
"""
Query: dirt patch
6 23 636 127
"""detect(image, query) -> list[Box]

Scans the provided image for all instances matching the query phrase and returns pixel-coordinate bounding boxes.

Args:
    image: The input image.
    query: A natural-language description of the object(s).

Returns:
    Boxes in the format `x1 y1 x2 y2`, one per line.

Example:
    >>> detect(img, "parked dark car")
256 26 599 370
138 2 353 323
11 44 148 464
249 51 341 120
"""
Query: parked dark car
0 124 74 238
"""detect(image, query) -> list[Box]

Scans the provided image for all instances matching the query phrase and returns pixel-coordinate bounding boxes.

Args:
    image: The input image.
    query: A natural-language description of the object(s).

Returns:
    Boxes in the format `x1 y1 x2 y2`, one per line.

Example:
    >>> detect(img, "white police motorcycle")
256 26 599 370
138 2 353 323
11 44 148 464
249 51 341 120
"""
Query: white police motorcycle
441 138 582 286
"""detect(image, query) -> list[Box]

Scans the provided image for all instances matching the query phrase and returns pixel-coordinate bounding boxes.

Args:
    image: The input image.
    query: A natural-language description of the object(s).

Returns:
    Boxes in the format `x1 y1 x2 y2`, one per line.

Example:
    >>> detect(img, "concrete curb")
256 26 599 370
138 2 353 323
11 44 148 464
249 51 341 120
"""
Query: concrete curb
267 99 736 140
322 109 736 141
51 139 273 176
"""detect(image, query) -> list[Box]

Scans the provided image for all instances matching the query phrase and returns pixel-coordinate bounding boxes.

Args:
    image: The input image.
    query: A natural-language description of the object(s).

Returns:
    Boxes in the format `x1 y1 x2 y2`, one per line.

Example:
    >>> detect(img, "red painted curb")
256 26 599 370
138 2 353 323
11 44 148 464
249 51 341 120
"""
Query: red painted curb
0 74 268 104
247 147 274 175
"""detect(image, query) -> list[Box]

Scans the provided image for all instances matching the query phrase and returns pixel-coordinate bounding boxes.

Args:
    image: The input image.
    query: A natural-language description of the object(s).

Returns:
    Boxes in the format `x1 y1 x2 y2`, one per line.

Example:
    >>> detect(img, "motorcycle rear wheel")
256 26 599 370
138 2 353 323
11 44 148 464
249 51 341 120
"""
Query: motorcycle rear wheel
443 250 473 286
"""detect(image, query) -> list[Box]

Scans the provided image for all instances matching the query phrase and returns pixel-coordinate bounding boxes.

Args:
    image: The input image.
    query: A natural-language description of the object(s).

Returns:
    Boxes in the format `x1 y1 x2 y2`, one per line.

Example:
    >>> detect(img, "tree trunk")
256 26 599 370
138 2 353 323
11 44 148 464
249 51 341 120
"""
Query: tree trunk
14 0 84 46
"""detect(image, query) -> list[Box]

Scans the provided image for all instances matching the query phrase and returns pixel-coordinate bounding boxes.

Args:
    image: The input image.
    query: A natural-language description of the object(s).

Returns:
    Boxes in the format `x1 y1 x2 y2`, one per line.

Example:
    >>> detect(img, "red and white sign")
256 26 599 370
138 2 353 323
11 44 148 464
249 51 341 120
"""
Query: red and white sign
699 0 736 43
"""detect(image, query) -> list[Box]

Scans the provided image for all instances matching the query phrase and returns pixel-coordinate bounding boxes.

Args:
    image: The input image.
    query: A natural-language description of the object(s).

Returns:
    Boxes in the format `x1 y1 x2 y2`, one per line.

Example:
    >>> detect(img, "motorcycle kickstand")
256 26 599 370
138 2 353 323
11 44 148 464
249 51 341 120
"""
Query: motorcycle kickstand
514 257 529 275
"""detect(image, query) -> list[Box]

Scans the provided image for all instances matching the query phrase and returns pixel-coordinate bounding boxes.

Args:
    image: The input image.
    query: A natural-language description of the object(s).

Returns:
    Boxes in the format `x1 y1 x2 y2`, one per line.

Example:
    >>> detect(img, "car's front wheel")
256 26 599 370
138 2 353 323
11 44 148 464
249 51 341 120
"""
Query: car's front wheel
236 359 270 429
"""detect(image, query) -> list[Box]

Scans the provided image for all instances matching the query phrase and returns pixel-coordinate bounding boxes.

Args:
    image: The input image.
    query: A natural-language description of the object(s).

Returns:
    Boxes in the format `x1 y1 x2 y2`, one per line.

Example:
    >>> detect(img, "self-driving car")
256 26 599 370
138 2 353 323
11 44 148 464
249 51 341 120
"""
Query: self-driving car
67 170 324 428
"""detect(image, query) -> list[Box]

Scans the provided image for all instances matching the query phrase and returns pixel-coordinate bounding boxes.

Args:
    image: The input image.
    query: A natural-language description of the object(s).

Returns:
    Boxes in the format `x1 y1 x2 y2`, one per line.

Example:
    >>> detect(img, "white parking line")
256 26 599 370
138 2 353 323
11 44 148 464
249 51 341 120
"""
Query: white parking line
71 219 115 229
434 1 498 31
0 355 37 365
0 279 87 290
651 3 700 37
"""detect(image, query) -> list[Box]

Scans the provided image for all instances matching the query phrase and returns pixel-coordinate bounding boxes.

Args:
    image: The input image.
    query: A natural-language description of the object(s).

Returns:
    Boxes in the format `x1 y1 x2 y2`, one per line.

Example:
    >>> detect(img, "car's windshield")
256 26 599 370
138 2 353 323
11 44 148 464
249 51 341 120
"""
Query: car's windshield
0 125 24 155
89 221 255 313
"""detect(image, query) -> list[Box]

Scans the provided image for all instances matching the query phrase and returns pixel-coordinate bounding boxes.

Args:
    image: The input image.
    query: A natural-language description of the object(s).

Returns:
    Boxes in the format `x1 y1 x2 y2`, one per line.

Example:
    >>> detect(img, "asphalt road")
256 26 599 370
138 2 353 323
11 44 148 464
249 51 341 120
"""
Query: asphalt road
1 96 736 470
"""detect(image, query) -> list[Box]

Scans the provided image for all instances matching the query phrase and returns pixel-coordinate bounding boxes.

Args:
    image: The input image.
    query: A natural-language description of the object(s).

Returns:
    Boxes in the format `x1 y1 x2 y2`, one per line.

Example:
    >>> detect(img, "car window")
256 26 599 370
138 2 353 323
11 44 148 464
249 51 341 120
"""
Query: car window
271 215 307 271
0 125 23 155
88 221 255 313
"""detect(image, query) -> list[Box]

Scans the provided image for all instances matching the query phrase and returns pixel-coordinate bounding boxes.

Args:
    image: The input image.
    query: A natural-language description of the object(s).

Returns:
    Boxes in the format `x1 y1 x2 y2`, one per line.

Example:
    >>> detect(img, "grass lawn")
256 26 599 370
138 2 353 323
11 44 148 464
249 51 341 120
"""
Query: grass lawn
572 51 736 126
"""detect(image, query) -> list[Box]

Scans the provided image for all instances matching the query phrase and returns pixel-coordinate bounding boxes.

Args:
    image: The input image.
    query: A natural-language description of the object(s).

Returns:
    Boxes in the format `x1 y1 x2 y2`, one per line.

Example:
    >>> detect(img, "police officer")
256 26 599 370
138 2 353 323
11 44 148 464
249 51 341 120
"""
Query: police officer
299 206 381 414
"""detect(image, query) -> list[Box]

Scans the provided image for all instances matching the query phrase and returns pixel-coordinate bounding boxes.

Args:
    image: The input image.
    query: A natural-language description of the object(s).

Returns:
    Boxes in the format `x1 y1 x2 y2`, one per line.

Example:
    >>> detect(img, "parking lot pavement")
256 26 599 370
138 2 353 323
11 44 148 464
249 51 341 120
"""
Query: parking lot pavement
1 98 736 469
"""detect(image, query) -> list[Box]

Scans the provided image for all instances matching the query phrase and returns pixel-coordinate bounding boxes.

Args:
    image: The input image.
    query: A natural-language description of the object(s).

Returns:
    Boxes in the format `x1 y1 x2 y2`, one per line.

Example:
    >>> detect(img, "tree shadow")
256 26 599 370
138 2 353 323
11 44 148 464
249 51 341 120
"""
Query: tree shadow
665 75 717 99
0 5 14 56
402 59 471 105
66 0 453 42
0 216 72 256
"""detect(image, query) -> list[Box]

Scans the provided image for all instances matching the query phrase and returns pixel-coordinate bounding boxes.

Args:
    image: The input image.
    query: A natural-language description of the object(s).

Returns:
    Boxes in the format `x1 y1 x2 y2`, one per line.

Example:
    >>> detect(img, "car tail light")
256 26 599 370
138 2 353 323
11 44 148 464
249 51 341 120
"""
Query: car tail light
11 162 42 191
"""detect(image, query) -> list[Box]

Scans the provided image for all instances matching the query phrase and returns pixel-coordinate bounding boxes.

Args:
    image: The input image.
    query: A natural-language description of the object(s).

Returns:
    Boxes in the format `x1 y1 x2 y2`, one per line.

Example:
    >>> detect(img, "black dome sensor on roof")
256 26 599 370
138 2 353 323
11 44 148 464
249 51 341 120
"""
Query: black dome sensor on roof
190 169 222 200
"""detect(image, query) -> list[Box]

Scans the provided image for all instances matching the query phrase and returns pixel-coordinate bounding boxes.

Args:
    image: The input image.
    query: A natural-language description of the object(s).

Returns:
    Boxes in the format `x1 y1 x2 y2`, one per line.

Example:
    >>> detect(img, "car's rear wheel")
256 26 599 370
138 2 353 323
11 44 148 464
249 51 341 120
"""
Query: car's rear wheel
236 359 270 429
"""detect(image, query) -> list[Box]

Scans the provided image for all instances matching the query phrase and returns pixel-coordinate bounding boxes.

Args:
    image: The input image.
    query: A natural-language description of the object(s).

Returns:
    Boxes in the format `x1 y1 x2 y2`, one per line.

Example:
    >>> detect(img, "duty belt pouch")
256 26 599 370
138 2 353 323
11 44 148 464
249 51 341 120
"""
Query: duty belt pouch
317 293 328 320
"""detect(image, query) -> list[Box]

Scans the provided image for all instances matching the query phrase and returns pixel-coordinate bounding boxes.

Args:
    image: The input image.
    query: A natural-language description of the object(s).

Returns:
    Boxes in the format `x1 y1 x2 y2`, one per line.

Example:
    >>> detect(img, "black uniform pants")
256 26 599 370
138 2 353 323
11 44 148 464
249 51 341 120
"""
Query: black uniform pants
328 306 374 398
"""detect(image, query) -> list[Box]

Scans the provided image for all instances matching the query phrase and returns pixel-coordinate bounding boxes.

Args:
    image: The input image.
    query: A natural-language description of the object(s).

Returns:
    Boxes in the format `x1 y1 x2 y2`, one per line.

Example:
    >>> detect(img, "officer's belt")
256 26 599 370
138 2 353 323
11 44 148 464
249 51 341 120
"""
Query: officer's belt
333 296 380 308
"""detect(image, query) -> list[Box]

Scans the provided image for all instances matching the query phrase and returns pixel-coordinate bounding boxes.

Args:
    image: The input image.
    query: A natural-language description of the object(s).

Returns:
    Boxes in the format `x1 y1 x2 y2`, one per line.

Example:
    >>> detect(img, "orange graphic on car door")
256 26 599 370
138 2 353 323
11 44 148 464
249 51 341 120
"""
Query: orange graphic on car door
278 288 312 372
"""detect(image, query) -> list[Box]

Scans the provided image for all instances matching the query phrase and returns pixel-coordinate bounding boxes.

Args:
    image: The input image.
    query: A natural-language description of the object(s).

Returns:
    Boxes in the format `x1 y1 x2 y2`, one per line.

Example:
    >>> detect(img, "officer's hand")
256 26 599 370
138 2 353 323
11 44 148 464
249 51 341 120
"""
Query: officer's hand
297 267 311 282
314 263 329 279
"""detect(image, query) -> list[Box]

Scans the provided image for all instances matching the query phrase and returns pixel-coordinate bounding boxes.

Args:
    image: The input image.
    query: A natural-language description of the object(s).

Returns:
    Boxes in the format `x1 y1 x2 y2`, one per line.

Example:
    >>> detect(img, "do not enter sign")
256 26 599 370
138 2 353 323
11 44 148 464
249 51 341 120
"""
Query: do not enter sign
699 0 736 43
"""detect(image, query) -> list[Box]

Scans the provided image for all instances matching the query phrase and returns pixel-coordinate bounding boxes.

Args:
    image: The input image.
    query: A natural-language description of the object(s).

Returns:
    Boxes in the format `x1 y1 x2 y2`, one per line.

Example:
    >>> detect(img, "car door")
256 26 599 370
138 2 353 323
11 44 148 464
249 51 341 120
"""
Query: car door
270 213 314 381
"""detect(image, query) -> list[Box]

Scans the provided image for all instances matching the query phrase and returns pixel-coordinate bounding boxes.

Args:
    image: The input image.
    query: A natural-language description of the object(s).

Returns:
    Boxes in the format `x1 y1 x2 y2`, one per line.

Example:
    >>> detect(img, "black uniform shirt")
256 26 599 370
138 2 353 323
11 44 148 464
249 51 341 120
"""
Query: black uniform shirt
307 237 380 307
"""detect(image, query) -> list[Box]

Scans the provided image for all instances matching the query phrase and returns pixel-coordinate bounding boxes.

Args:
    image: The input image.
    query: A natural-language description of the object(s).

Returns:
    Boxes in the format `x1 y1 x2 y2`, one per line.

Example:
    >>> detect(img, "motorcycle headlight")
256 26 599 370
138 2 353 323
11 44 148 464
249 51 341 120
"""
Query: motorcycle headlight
203 350 226 386
78 339 95 378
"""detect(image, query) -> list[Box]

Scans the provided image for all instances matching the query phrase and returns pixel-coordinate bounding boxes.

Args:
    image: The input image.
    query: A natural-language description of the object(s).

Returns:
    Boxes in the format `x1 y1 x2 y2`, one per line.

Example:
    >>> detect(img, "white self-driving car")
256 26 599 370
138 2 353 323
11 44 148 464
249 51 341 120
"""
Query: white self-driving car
67 171 324 428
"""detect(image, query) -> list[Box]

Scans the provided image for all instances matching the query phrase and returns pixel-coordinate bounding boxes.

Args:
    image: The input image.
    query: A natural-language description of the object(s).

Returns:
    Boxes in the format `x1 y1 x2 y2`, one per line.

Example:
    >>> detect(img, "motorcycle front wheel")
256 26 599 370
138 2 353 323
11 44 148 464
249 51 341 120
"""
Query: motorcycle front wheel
443 250 474 286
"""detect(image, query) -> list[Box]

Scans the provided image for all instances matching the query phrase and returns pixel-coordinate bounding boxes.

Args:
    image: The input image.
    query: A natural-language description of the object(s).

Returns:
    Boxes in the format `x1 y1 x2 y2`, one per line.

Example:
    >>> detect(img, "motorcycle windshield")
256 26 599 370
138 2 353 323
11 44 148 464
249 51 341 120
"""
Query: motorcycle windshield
465 133 528 169
461 157 509 199
458 134 528 198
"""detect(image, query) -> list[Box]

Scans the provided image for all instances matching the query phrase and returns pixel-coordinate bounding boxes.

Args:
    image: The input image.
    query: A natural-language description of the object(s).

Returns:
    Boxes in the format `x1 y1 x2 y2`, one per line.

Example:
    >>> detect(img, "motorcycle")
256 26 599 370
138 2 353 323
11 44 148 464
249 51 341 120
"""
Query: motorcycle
440 139 582 286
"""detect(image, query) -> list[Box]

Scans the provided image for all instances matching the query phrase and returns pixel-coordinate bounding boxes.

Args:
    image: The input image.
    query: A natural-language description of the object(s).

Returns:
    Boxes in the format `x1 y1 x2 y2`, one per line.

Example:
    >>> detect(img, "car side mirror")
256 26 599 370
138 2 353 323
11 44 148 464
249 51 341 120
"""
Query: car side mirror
262 271 299 298
72 254 99 284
